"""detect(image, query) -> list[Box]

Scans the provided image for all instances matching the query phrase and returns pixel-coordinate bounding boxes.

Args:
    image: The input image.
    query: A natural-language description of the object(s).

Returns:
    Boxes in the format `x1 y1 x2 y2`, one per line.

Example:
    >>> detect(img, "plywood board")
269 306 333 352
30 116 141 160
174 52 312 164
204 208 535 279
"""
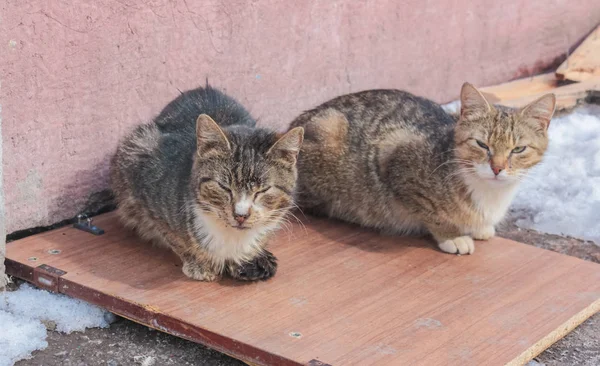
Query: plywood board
5 213 600 366
557 25 600 82
498 77 600 110
481 76 600 111
481 73 558 102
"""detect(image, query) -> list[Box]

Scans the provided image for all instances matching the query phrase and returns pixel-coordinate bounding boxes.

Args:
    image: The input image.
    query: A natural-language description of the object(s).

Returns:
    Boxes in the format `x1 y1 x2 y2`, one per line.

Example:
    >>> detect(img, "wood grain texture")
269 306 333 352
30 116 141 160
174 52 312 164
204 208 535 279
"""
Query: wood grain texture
557 25 600 82
481 75 600 110
481 73 558 103
498 77 600 110
6 213 600 366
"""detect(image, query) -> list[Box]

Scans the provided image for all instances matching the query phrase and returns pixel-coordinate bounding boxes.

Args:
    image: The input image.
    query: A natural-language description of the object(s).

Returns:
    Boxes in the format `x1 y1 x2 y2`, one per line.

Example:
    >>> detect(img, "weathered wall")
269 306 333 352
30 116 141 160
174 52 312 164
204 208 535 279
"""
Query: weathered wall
1 0 599 233
0 104 6 287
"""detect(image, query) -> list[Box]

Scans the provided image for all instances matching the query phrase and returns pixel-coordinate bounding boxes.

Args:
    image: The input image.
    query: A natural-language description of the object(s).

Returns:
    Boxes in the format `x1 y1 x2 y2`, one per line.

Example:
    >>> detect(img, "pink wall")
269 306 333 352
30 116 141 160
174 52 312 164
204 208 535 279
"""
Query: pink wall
1 0 599 233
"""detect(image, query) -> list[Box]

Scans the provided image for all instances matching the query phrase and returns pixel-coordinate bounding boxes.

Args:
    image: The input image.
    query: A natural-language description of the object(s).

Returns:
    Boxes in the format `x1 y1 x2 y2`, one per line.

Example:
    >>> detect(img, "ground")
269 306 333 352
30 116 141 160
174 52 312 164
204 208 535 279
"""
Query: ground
14 219 600 366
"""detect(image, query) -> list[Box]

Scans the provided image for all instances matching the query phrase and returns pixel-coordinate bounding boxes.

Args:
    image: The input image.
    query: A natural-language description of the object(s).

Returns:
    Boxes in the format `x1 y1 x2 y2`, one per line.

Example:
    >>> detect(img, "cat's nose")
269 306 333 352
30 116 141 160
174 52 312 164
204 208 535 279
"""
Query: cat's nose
491 166 503 176
234 214 249 224
234 198 252 225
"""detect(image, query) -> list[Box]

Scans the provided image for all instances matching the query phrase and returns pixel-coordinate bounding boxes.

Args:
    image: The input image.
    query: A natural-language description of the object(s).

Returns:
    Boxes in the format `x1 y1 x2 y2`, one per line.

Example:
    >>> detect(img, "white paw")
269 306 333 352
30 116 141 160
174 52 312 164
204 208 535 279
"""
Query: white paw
439 236 475 255
471 226 496 240
182 262 219 281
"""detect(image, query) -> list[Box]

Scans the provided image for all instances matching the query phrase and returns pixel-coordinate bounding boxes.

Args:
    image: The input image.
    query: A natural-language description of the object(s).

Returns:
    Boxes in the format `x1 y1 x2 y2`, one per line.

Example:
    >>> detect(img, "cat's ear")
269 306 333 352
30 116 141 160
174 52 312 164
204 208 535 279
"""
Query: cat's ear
519 93 556 131
267 127 304 166
460 82 492 121
196 114 231 155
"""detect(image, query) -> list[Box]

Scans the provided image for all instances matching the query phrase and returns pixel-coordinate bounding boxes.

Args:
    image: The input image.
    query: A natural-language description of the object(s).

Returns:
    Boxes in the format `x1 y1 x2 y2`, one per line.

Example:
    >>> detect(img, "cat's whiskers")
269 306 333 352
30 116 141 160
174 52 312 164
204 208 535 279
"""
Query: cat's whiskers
262 205 307 235
289 201 308 220
515 172 544 186
433 148 461 159
285 211 307 233
442 165 477 184
263 213 294 235
429 159 473 178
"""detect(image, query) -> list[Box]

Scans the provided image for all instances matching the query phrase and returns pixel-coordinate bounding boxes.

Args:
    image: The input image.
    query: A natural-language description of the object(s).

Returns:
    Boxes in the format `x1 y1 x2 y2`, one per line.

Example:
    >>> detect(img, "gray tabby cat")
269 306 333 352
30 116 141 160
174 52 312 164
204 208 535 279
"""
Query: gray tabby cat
111 85 304 281
289 83 555 254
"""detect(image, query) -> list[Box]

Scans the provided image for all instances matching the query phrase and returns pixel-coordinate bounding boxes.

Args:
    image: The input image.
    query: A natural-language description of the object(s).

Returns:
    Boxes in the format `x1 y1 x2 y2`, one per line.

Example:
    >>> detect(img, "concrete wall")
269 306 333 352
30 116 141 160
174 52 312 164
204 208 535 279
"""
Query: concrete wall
1 0 599 233
0 104 6 287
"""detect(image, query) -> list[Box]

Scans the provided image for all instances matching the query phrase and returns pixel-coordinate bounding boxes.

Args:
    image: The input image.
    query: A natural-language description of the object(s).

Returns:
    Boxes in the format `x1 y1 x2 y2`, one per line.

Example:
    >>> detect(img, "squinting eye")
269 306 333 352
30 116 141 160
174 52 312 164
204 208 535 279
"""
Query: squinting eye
476 140 489 150
512 146 527 154
217 183 232 196
253 186 271 200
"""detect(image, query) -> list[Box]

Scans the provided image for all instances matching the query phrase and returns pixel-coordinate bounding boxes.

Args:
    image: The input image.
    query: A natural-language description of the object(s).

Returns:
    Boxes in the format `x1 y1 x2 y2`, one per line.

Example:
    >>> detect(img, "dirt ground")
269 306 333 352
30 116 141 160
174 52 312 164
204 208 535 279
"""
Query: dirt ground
14 219 600 366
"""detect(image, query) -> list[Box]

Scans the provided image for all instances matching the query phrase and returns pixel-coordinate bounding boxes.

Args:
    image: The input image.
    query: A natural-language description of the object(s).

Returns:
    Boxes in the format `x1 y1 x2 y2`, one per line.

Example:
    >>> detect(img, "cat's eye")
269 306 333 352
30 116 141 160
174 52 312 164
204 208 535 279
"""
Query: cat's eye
217 182 231 192
476 140 489 150
511 146 527 154
199 178 232 199
217 182 233 197
253 186 271 200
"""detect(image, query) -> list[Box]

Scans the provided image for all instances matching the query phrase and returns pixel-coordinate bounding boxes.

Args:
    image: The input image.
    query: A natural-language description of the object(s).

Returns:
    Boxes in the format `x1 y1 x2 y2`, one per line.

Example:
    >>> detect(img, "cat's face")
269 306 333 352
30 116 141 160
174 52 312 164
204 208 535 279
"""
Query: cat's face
454 83 555 185
193 114 304 232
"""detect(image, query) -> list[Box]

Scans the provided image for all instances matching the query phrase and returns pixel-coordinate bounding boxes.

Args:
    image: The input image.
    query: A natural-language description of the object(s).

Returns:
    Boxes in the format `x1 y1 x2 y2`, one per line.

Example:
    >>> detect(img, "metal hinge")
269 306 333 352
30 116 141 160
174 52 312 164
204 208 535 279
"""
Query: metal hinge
33 264 67 293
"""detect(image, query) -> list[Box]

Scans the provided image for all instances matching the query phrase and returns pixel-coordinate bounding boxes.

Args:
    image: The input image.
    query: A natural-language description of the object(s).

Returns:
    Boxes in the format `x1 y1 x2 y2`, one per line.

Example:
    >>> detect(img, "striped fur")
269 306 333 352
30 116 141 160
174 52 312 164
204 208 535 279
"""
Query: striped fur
289 83 555 255
110 85 303 281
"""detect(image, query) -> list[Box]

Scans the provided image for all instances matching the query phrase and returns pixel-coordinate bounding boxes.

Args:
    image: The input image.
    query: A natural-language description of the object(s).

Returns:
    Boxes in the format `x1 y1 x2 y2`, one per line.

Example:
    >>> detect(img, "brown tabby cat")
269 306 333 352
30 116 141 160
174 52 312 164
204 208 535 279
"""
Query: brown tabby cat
111 85 304 281
289 83 555 254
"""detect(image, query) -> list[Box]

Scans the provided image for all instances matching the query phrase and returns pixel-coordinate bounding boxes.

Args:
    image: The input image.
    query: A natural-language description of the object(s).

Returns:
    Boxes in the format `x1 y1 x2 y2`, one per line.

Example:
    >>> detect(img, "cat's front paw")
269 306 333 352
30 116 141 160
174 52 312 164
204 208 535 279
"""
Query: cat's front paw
438 236 475 255
229 250 278 281
471 226 495 240
182 261 220 281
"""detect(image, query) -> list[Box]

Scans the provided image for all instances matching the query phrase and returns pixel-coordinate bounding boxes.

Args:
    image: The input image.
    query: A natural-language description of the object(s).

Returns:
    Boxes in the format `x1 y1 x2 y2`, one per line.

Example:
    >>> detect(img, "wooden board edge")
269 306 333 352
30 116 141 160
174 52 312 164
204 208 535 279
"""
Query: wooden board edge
59 279 304 366
480 73 559 102
497 77 600 111
5 258 34 282
556 25 600 82
5 259 302 366
506 297 600 366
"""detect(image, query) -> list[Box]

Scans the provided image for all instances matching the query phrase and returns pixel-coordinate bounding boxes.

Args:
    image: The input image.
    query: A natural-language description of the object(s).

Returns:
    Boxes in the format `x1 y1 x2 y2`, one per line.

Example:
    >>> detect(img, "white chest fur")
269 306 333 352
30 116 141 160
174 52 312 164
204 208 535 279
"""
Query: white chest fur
193 209 267 267
464 176 519 226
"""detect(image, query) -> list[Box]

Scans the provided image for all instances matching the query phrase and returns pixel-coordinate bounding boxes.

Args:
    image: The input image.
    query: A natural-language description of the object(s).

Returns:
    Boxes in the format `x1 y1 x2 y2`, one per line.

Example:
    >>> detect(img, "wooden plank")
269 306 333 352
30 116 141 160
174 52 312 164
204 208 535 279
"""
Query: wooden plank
498 77 600 110
5 213 600 366
557 25 600 82
479 76 600 111
480 72 559 103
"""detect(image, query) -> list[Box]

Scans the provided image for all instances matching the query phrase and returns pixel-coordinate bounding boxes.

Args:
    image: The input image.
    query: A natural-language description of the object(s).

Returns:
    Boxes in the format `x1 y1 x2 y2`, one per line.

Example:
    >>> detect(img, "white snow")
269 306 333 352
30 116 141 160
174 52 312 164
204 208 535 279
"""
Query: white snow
0 310 47 366
0 283 114 366
443 101 600 244
512 105 600 244
441 99 461 115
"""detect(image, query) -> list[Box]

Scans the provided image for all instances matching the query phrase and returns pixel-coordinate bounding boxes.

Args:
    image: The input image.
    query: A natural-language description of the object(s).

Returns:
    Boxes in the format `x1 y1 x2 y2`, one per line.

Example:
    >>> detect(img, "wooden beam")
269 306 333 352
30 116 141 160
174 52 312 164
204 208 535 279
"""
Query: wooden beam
497 77 600 110
481 73 558 103
556 25 600 82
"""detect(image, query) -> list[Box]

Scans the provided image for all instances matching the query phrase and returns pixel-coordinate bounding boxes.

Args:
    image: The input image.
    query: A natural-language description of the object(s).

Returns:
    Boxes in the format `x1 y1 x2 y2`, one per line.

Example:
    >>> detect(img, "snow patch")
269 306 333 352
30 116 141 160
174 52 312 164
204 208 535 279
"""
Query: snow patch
441 99 461 115
0 283 114 365
512 105 600 244
0 310 47 366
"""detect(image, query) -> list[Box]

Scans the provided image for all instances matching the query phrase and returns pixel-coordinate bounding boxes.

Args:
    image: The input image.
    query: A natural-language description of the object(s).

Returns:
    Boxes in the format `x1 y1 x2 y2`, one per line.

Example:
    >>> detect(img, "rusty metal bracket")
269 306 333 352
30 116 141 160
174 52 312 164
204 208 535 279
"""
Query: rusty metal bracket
33 264 67 293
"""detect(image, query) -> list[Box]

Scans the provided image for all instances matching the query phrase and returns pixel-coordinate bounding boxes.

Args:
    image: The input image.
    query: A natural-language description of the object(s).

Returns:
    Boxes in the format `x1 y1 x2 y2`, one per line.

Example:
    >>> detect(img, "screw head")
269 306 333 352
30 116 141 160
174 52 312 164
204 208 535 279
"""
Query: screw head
289 332 302 338
48 249 61 255
28 257 38 261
